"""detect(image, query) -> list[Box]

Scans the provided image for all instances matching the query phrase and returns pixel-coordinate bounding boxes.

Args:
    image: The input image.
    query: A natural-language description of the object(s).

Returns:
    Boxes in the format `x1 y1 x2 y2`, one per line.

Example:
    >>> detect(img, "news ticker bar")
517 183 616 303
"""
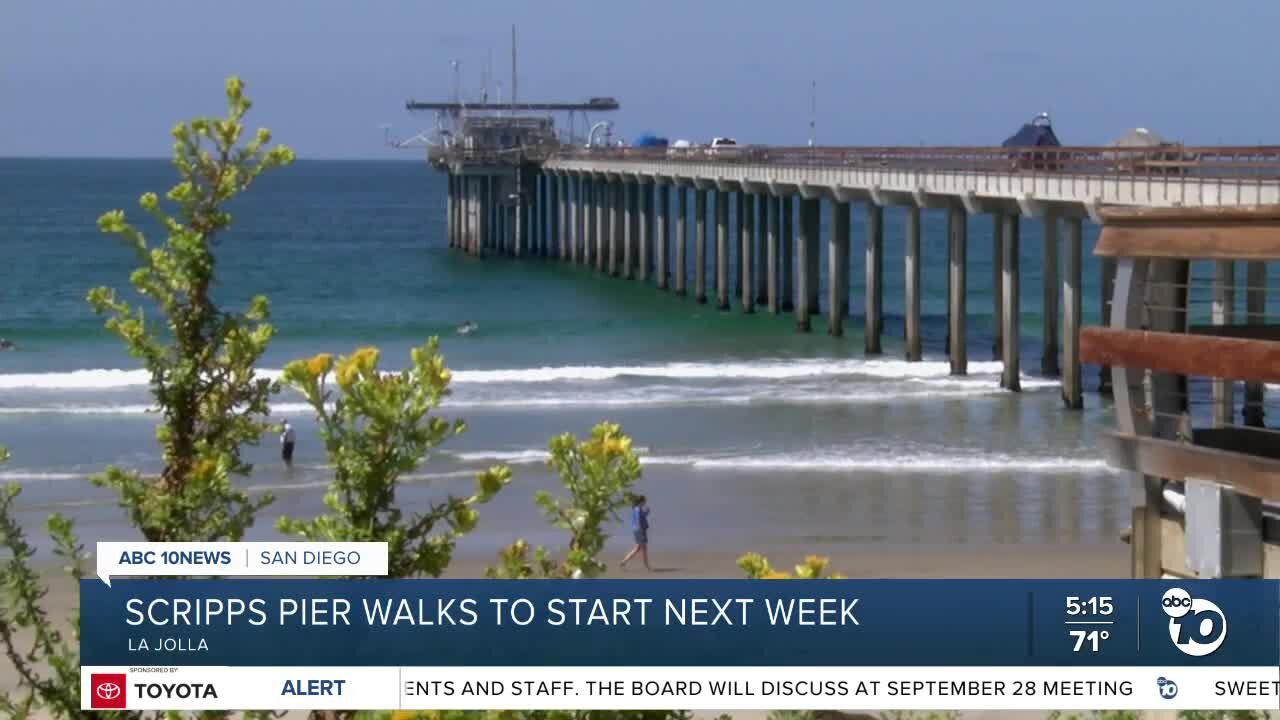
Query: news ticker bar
81 579 1278 667
81 666 1280 711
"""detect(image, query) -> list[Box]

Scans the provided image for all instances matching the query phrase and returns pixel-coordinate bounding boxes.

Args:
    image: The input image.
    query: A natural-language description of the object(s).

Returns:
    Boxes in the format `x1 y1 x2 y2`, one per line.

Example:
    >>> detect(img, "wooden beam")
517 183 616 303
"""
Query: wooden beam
1096 223 1280 260
1080 326 1280 383
1100 432 1280 502
1099 205 1280 224
1188 323 1280 341
1095 205 1280 259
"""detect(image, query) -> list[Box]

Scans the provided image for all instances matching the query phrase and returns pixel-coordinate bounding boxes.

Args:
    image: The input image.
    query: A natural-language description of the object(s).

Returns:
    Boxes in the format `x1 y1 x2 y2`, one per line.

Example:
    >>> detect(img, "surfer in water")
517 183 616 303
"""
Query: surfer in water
456 320 478 335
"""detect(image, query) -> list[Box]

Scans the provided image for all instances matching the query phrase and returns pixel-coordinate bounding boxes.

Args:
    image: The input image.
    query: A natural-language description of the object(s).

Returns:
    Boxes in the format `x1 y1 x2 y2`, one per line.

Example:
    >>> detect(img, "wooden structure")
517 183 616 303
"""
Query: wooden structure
1081 206 1280 579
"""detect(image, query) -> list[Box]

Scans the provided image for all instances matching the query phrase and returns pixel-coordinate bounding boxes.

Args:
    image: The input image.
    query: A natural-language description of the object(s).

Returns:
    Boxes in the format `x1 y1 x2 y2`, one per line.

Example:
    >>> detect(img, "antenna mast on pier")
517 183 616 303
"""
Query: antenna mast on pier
511 25 518 116
809 80 816 147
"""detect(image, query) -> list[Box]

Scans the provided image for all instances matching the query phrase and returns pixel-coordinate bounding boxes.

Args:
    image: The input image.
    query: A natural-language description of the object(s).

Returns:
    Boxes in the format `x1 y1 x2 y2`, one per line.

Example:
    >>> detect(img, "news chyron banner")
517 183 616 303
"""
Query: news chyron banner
80 545 1280 712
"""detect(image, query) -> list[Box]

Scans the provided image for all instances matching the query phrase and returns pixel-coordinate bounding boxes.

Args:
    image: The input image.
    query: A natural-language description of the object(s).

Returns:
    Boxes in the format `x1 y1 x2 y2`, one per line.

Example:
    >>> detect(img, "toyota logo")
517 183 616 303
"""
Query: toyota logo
95 682 121 700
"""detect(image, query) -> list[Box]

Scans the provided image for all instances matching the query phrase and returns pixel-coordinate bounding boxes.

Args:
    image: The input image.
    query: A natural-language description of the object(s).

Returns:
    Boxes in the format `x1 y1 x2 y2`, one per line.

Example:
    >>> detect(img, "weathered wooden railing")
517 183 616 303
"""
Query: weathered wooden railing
1080 206 1280 579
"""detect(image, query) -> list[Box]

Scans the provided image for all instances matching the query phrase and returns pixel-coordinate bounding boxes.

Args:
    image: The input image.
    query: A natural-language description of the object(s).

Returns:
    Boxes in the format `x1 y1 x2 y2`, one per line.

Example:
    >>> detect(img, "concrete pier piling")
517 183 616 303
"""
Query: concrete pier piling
905 204 922 361
477 177 487 255
1243 260 1268 426
529 178 537 256
766 195 780 314
694 187 707 303
576 175 587 264
637 181 650 283
716 189 730 310
496 193 505 254
622 181 635 279
752 192 762 301
1041 214 1060 376
514 173 525 257
481 177 487 251
457 176 465 250
457 175 465 250
581 177 592 266
559 174 569 260
992 214 1004 360
781 197 794 312
948 203 967 375
865 203 884 355
741 193 755 313
803 197 820 316
828 200 850 337
549 174 561 259
594 178 606 271
476 175 483 254
541 177 549 257
1062 217 1083 409
1001 214 1021 391
734 190 745 300
446 175 454 248
795 196 819 332
610 181 622 276
675 186 688 295
656 182 669 290
629 181 641 275
476 177 487 256
481 177 490 256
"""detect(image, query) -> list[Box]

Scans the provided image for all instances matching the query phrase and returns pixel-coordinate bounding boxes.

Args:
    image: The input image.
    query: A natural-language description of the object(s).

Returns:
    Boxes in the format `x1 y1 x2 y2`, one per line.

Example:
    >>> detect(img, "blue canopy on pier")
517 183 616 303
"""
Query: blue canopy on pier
633 133 669 147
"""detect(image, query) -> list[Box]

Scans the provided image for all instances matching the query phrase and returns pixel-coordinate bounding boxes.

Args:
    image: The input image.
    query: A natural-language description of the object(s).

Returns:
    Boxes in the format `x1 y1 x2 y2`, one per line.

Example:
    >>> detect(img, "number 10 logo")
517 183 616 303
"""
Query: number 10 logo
1161 587 1227 657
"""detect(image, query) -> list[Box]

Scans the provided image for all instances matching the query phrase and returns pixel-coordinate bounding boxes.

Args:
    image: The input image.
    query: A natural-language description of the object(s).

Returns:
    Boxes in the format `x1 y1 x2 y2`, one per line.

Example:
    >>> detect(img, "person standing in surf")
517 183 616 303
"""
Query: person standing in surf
620 495 651 571
280 420 296 468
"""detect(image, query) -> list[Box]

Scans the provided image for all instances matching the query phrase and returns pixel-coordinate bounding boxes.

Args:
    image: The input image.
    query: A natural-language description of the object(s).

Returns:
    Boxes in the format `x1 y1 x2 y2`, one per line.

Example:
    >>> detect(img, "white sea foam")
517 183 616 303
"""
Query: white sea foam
645 453 1113 473
0 368 284 391
0 380 1042 416
0 403 315 416
0 471 88 482
449 448 1113 474
0 359 1026 391
450 359 1011 384
452 449 551 464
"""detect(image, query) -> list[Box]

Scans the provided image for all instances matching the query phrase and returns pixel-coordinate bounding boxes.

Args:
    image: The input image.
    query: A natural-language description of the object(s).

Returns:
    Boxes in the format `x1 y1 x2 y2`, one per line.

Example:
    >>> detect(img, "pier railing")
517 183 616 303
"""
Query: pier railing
548 145 1280 181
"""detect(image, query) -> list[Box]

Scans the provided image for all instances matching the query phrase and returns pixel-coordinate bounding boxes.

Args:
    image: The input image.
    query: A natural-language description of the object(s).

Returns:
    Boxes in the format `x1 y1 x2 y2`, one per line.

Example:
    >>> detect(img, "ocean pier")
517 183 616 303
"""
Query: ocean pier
431 127 1280 410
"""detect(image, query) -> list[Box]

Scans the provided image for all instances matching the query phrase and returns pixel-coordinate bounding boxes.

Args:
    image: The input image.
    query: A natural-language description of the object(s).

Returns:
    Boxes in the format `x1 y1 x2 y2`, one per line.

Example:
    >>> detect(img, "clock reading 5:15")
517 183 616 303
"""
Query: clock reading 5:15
1066 596 1114 616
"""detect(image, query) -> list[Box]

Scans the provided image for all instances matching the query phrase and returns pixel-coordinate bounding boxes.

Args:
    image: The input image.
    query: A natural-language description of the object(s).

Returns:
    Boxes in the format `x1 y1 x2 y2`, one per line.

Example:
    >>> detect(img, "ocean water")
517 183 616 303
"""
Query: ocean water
1 158 1133 561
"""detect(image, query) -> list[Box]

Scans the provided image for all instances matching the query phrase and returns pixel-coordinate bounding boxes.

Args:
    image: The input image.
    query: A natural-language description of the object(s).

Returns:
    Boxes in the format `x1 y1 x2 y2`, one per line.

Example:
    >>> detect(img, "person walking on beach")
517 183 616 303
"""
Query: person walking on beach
280 420 296 468
620 495 651 571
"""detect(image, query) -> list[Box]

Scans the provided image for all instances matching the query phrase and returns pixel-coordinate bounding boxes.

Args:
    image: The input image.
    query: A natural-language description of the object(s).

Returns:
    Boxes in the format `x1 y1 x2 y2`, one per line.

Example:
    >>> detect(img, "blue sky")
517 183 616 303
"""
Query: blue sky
5 1 1280 158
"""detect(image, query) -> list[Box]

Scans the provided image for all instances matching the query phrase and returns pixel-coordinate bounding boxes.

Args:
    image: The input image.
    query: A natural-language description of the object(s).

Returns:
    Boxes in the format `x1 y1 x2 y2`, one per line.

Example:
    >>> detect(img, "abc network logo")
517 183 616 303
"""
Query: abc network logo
1156 676 1178 700
1162 587 1227 657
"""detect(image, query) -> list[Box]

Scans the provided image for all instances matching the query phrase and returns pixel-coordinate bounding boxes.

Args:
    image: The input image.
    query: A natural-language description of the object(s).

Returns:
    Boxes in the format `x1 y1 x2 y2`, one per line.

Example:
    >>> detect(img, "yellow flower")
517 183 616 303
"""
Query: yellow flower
335 347 379 388
305 353 333 379
602 435 631 457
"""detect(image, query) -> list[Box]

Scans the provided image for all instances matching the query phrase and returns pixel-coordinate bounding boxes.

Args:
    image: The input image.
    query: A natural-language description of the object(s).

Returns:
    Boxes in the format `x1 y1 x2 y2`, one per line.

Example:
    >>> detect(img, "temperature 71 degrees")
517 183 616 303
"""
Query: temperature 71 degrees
1070 629 1110 652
